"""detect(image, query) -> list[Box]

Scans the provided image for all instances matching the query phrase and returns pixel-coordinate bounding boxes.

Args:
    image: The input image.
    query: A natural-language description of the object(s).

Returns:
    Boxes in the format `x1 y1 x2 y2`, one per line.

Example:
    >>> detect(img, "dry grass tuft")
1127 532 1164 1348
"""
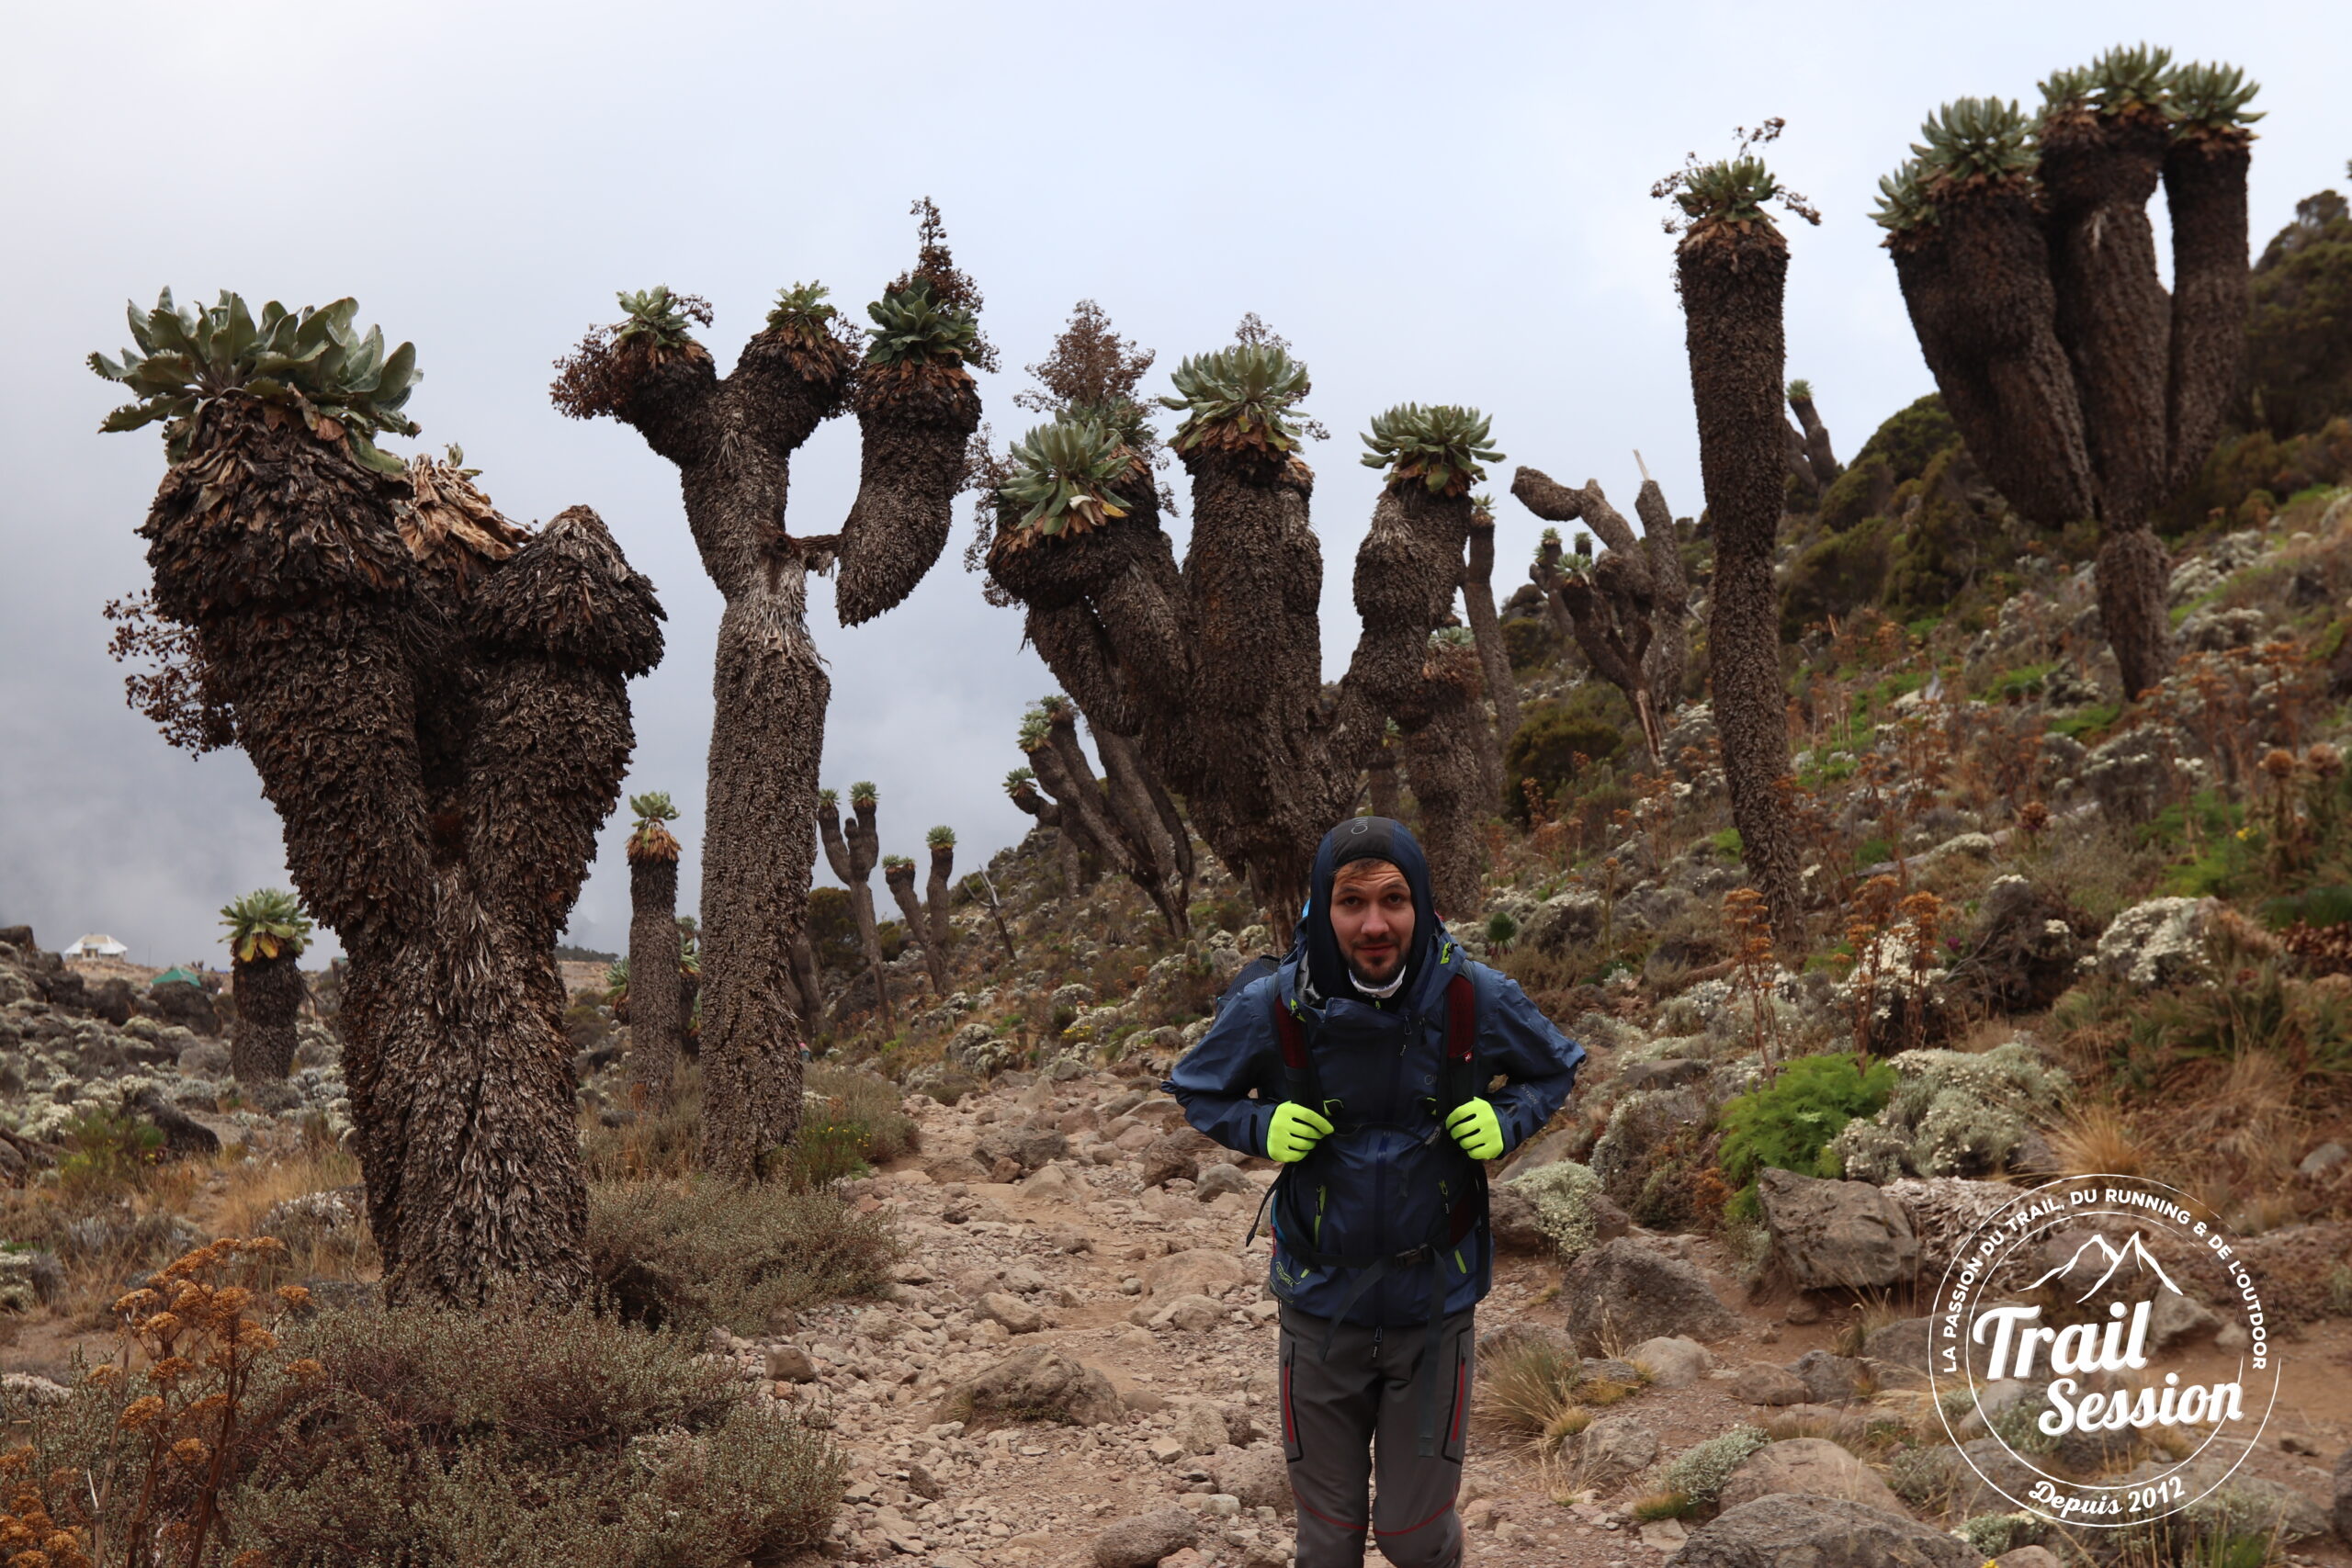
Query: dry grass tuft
1476 1340 1587 1451
2048 1100 2152 1179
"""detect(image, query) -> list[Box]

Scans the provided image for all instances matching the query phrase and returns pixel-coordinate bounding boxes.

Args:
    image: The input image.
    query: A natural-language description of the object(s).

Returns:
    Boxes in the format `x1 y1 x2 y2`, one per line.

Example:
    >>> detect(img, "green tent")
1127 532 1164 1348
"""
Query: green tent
152 966 207 990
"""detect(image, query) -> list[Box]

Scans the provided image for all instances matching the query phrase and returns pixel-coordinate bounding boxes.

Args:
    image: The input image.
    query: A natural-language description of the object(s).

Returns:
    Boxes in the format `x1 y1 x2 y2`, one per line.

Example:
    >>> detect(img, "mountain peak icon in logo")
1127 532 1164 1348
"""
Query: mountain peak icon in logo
2026 1230 2184 1303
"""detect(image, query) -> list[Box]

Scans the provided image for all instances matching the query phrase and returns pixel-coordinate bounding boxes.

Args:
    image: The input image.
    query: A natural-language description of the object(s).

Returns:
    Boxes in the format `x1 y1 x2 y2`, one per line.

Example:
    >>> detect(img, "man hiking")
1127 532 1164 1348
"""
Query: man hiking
1169 818 1583 1567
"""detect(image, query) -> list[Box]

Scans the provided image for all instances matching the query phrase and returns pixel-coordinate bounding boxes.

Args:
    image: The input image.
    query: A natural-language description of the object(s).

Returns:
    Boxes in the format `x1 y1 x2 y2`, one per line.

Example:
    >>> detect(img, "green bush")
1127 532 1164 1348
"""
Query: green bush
2235 186 2352 441
1505 702 1626 821
1816 454 1892 535
1850 392 1960 484
1716 1055 1895 1215
1829 1040 2068 1184
587 1179 897 1335
56 1106 166 1195
1780 516 1890 638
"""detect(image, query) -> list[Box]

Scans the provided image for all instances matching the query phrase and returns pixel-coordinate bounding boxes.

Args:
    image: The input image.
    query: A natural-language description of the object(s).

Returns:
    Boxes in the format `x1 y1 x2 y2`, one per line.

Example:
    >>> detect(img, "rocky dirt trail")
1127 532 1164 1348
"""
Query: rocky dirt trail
730 1066 2352 1568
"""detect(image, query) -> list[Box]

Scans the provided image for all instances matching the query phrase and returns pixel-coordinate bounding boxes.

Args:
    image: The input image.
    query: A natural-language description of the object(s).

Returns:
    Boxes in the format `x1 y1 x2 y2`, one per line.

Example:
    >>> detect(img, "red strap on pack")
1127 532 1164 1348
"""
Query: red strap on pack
1444 973 1476 1065
1274 997 1310 1071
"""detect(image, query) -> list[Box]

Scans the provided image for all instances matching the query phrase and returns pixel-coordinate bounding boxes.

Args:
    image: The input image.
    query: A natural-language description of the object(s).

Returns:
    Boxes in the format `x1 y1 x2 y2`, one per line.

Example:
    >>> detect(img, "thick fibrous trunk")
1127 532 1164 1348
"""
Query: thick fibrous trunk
1092 726 1192 936
1396 642 1489 923
583 303 973 1176
884 859 950 997
989 433 1472 945
1631 470 1690 721
924 841 956 973
818 795 890 1025
1787 391 1839 486
1366 742 1401 819
627 849 684 1100
1887 109 2253 702
835 371 984 626
1460 519 1518 778
1679 220 1805 949
1008 777 1095 896
229 951 304 1082
142 402 662 1304
788 931 825 1038
2164 131 2253 493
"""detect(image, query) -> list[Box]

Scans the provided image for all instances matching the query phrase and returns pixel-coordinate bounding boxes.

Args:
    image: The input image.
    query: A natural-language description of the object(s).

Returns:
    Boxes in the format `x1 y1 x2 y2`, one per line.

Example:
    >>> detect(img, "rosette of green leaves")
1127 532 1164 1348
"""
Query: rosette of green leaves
849 781 879 807
91 290 420 469
864 281 979 368
219 887 314 963
1430 625 1477 650
1158 344 1310 456
1912 97 2038 186
1003 767 1036 795
1016 710 1051 752
1871 158 1935 233
766 281 838 336
2041 44 2172 118
926 825 956 848
628 790 680 825
816 787 839 808
2165 62 2262 132
1672 156 1782 225
999 420 1133 546
613 287 707 351
1359 404 1502 494
881 854 914 874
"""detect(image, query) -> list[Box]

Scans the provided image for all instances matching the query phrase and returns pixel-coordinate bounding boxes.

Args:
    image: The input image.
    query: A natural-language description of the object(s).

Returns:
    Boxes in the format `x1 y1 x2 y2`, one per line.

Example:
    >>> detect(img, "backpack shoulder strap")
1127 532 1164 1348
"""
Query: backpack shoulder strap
1268 974 1320 1112
1442 967 1481 1113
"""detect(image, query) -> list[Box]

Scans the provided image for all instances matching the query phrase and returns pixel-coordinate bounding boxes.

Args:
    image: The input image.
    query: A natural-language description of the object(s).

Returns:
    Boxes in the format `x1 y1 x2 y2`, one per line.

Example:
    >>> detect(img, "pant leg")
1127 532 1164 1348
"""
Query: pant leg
1369 1307 1473 1568
1279 1306 1380 1568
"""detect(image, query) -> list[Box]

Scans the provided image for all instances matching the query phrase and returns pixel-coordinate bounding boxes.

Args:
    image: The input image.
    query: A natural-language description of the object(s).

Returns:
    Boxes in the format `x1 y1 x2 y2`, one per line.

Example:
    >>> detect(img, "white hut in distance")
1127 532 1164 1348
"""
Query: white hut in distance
62 933 130 960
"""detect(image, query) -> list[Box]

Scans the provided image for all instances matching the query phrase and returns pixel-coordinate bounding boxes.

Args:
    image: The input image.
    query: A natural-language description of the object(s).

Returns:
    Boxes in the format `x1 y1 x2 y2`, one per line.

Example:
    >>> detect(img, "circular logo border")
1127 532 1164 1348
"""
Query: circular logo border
1927 1174 2278 1530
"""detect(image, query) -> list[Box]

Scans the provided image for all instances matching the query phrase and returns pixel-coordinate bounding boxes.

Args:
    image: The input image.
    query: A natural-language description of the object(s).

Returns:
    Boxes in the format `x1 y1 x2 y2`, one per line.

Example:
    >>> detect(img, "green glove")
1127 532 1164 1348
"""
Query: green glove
1445 1098 1506 1161
1266 1102 1335 1163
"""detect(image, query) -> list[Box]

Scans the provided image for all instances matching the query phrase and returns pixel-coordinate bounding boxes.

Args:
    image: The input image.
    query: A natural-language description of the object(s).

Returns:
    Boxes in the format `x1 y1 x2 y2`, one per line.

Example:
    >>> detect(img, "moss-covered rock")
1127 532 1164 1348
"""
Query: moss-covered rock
1852 392 1961 484
1829 1040 2067 1184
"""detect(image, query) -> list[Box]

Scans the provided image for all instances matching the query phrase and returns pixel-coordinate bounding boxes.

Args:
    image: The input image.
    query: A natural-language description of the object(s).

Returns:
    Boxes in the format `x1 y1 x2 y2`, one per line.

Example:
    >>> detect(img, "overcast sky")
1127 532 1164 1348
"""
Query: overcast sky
3 1 2346 968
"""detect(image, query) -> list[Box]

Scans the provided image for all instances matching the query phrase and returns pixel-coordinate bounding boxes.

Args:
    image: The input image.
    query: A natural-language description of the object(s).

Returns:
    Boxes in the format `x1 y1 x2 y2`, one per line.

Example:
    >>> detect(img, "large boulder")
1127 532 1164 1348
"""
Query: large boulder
2093 897 2218 988
1756 1168 1918 1291
144 980 219 1037
1665 1495 1975 1568
1577 1414 1659 1483
1144 1248 1251 1301
943 1347 1122 1428
2333 1445 2352 1546
975 1123 1068 1177
1951 875 2084 1012
1589 1089 1710 1214
1560 1238 1737 1352
1883 1177 2016 1283
1716 1438 1907 1516
1210 1444 1290 1514
1091 1507 1199 1568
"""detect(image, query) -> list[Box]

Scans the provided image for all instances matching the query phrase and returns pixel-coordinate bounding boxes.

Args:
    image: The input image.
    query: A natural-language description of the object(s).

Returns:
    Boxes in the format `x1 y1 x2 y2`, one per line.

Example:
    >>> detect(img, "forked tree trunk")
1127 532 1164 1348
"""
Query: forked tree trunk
1679 219 1805 949
229 950 304 1082
818 794 891 1026
571 283 978 1178
1366 741 1401 819
141 399 662 1303
884 860 950 997
627 844 684 1100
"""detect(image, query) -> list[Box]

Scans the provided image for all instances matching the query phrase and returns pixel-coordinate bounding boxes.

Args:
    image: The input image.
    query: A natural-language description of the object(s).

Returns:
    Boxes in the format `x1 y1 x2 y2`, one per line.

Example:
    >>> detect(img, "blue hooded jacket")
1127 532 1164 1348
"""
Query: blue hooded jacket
1168 818 1584 1326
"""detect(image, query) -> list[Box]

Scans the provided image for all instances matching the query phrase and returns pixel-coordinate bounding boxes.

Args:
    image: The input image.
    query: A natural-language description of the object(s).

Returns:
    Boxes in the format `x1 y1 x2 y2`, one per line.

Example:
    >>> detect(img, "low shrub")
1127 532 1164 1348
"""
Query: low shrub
1505 701 1628 823
1716 1054 1895 1216
1660 1426 1769 1509
1504 1160 1607 1262
5 1238 842 1567
1829 1040 2069 1184
1477 1338 1585 1451
587 1179 895 1334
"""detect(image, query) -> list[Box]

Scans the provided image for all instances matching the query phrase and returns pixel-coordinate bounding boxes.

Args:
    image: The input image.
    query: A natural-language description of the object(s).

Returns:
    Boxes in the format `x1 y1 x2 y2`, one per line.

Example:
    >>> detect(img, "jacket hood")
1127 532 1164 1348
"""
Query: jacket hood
1295 816 1448 1004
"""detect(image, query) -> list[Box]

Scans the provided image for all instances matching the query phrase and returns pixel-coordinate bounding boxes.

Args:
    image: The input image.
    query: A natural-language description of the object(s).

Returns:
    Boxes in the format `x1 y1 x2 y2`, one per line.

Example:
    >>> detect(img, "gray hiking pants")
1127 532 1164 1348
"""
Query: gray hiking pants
1277 1303 1474 1568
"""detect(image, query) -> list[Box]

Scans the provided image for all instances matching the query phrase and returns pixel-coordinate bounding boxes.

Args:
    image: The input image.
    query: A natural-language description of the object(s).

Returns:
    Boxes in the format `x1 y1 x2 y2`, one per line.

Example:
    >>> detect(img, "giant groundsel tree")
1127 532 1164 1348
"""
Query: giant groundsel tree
1875 48 2259 699
96 290 663 1304
625 791 686 1101
553 200 985 1179
983 310 1493 933
1658 128 1817 946
220 887 311 1084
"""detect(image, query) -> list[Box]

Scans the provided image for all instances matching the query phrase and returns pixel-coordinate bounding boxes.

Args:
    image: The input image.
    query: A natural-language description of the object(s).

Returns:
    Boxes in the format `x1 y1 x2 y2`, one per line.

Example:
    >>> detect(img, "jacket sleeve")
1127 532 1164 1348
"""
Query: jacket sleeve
1477 967 1584 1154
1165 977 1283 1158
